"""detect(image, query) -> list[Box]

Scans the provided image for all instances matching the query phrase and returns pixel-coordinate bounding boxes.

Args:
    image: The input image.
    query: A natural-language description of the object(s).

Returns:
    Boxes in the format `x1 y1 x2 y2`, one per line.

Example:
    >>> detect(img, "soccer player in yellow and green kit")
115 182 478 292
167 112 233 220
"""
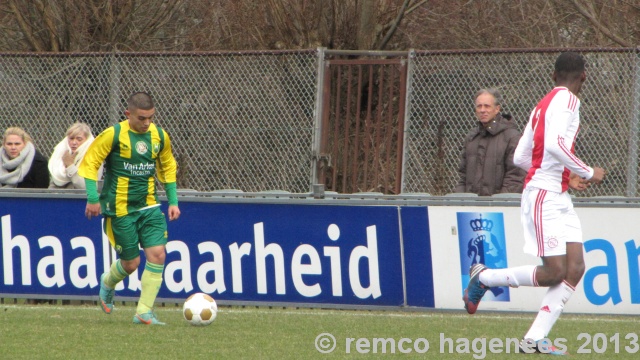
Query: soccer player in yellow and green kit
79 92 181 325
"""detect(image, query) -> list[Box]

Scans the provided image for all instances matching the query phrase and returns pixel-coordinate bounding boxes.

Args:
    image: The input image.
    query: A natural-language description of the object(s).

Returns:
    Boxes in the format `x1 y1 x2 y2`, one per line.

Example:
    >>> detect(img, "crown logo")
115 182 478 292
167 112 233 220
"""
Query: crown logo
470 215 493 232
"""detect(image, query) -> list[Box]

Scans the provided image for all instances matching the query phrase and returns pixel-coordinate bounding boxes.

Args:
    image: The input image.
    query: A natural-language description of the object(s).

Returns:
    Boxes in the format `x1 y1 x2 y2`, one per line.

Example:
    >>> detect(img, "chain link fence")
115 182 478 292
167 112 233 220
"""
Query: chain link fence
0 50 319 193
0 49 638 196
402 49 640 196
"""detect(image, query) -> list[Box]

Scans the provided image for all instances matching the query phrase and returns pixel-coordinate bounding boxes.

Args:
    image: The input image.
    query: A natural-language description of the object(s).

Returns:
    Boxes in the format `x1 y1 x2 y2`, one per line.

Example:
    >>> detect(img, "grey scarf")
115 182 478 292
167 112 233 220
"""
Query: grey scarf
0 142 35 187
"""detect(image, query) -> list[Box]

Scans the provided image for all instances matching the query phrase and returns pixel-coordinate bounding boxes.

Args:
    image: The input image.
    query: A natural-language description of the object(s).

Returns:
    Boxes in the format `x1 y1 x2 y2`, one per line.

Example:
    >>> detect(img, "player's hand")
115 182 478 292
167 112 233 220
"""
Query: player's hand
85 203 101 220
569 173 590 191
588 167 606 185
168 205 181 221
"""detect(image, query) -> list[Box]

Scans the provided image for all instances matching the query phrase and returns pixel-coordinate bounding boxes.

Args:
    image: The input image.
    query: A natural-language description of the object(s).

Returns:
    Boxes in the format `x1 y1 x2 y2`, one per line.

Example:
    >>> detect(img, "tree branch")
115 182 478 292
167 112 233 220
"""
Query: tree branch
569 0 633 47
8 0 44 51
34 0 60 51
377 0 412 50
134 0 183 44
406 0 428 17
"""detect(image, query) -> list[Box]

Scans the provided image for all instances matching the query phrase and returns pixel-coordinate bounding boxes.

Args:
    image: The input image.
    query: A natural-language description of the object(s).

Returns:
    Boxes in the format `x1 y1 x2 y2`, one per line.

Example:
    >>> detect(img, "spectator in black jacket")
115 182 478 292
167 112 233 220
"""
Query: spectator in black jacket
0 127 49 188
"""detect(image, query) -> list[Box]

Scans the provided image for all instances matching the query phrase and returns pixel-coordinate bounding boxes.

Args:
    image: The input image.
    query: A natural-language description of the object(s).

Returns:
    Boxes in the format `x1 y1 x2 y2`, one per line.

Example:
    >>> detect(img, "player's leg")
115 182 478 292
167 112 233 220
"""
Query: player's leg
133 207 168 325
481 187 563 287
522 199 583 355
133 245 165 324
463 187 541 313
564 242 586 287
479 252 567 288
99 215 141 314
523 245 583 336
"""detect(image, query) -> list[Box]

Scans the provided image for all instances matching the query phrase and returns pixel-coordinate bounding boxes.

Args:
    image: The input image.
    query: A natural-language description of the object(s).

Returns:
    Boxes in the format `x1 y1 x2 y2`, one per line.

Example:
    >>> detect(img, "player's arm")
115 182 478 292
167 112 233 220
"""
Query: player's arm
544 94 594 180
78 128 114 219
156 130 180 220
156 129 178 186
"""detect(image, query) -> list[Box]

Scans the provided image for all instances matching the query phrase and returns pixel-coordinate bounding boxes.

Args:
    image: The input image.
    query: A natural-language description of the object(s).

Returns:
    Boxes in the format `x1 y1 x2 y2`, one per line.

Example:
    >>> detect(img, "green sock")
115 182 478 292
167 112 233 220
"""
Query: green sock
103 260 128 289
136 262 164 314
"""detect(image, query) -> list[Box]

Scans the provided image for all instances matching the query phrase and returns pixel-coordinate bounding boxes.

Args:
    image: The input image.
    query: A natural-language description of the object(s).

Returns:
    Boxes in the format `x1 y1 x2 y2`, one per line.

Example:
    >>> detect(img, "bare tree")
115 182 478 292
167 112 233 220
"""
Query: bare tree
1 0 639 52
357 0 378 49
401 0 639 50
0 0 187 52
224 0 411 50
567 0 637 47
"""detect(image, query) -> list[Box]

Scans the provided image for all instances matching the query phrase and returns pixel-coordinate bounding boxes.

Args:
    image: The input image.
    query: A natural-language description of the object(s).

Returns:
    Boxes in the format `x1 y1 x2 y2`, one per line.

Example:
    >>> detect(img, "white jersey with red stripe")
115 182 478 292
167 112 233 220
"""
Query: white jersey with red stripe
514 86 594 193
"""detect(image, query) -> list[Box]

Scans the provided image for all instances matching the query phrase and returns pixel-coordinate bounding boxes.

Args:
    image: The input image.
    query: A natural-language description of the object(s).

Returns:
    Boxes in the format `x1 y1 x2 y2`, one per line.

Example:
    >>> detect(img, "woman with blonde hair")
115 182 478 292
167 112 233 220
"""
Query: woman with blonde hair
49 122 101 189
0 127 49 188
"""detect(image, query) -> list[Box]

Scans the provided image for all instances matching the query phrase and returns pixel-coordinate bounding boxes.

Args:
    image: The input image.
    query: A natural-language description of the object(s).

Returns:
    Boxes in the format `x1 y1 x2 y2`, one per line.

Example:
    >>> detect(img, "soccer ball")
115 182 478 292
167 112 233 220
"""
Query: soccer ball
182 292 218 326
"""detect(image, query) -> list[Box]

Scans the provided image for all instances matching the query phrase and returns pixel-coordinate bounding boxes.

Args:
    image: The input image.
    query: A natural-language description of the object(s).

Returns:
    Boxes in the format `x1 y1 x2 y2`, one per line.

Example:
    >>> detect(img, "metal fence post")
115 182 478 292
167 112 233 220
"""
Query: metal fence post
311 47 326 190
626 48 640 197
400 49 415 194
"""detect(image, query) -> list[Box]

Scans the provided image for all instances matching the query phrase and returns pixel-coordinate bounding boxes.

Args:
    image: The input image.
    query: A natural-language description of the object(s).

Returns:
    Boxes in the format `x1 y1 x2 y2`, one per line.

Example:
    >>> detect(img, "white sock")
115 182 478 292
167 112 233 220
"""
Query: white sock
524 281 575 341
479 265 537 287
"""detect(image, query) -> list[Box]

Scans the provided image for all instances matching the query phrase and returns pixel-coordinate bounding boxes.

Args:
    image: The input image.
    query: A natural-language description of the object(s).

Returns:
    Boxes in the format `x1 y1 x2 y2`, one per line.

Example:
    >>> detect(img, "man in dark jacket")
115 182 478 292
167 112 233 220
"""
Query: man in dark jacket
455 88 526 196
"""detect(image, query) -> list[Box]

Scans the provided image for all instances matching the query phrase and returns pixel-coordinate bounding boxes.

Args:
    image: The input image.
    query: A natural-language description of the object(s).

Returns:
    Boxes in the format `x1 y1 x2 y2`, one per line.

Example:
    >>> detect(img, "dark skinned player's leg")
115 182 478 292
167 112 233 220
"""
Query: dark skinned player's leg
523 242 585 344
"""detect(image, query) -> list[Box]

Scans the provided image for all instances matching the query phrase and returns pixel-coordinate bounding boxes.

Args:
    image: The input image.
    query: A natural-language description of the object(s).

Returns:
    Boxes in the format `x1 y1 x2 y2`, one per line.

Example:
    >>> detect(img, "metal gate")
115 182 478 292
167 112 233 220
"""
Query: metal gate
316 50 409 194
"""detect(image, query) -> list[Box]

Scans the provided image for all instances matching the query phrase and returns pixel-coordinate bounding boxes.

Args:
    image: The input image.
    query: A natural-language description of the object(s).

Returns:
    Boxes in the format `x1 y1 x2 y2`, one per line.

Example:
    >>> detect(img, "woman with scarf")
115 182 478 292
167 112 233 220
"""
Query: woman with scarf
48 122 101 189
0 127 49 188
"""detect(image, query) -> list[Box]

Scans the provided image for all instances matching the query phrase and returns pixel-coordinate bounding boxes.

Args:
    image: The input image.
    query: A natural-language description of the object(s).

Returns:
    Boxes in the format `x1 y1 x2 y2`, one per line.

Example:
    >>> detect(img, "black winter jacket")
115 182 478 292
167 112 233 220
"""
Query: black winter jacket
16 150 49 188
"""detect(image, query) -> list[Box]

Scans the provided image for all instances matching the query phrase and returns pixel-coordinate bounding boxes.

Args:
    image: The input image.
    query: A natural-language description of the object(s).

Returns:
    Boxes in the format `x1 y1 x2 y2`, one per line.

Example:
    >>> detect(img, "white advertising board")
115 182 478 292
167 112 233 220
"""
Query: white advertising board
429 205 640 315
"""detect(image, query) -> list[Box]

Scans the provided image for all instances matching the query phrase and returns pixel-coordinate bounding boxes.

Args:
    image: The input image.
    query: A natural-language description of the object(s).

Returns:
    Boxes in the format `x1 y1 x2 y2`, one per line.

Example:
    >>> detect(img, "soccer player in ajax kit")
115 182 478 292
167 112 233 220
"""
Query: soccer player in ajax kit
463 52 606 354
79 92 181 325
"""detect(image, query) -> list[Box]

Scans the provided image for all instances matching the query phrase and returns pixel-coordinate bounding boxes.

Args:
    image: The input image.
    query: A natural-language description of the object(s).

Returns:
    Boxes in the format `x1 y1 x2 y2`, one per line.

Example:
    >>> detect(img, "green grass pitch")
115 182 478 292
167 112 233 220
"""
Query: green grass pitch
0 301 638 359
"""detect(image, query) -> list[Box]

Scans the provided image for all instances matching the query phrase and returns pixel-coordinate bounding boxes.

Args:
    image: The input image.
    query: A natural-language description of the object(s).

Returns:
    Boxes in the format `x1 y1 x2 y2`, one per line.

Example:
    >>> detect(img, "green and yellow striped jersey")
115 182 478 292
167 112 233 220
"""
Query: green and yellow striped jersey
79 120 177 217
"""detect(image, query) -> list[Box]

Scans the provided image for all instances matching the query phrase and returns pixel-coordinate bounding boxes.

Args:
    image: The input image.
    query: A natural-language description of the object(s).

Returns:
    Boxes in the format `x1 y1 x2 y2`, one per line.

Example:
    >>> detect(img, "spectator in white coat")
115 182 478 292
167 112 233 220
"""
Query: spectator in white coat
49 122 102 189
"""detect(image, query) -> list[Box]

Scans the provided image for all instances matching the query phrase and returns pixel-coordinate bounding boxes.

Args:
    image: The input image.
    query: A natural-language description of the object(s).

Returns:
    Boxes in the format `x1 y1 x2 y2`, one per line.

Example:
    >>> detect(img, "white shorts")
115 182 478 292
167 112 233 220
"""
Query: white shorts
521 187 582 257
